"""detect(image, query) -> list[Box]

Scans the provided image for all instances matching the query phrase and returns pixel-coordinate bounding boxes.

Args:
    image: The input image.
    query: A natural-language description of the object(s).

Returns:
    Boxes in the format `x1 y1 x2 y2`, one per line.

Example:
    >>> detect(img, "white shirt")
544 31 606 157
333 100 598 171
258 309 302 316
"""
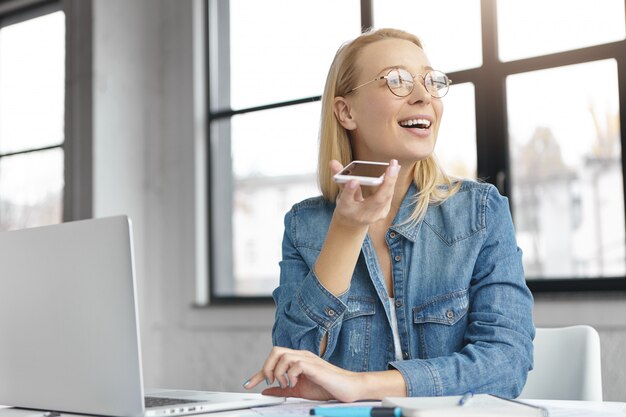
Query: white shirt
389 297 403 361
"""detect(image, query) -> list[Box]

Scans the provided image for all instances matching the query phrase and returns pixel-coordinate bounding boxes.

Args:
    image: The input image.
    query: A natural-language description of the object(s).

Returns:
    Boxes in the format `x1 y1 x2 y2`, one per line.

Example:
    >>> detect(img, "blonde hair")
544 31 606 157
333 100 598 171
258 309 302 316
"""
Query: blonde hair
318 27 460 224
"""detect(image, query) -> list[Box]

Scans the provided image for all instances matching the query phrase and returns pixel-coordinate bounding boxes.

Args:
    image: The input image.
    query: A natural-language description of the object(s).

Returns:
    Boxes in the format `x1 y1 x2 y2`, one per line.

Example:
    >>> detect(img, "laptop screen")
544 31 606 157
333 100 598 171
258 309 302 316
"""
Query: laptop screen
0 216 145 417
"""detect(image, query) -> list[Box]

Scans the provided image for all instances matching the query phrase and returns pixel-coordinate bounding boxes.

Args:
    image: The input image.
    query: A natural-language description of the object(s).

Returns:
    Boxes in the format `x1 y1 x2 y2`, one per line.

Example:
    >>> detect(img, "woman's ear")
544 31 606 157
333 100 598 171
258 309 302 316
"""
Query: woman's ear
333 96 357 130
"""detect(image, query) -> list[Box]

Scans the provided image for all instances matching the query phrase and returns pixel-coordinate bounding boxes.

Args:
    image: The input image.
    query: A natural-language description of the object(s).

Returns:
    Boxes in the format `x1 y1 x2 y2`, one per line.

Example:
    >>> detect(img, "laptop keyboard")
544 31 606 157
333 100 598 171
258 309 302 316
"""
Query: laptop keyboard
145 397 201 408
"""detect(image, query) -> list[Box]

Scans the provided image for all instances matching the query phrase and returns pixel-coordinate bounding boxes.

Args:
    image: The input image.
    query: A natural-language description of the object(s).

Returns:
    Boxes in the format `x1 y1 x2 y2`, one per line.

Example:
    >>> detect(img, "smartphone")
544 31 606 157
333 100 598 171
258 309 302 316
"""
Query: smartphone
333 160 389 186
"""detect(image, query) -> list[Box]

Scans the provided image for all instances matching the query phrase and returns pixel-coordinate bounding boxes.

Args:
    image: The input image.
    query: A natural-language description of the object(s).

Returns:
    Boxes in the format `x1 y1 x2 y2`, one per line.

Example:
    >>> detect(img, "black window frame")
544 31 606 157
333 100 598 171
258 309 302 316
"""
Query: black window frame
206 0 626 304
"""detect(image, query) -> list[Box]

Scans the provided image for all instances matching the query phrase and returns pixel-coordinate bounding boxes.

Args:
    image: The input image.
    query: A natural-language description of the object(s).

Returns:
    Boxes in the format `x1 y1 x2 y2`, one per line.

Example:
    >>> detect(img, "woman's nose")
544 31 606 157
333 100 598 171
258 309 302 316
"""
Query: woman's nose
408 77 431 105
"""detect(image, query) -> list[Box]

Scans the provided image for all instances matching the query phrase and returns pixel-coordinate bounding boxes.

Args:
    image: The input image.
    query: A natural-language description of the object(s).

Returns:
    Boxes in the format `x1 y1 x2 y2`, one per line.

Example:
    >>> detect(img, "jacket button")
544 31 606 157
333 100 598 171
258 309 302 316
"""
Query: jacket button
395 299 403 308
403 351 409 359
446 310 454 319
394 255 401 262
389 232 397 238
326 308 335 316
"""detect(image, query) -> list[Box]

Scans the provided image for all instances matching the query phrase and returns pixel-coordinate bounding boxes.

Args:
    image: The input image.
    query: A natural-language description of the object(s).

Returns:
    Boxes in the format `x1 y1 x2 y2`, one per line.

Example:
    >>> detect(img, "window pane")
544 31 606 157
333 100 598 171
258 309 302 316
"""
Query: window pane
0 12 65 154
498 0 626 62
436 82 477 179
372 0 482 73
213 102 320 296
227 0 360 110
507 60 625 279
0 148 64 231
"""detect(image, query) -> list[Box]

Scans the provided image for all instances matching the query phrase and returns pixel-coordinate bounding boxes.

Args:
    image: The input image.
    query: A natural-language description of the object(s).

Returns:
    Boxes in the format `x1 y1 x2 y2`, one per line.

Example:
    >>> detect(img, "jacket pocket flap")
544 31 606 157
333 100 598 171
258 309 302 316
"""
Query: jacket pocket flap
344 296 376 320
413 289 468 325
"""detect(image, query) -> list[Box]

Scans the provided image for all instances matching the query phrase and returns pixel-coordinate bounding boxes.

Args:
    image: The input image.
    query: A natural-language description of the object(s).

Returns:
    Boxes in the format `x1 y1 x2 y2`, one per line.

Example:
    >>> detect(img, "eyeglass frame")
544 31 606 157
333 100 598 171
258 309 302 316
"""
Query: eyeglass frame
349 67 452 98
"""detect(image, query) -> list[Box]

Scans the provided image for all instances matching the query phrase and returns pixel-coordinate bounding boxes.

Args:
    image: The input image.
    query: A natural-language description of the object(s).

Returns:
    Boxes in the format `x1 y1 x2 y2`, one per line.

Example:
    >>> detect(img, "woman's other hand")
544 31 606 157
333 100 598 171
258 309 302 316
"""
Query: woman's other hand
243 347 363 402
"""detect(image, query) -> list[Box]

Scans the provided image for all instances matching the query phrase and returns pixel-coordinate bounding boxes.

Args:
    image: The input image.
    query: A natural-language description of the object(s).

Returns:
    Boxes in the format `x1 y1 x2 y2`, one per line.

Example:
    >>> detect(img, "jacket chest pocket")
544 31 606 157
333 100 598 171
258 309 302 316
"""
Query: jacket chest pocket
412 289 469 359
336 297 375 372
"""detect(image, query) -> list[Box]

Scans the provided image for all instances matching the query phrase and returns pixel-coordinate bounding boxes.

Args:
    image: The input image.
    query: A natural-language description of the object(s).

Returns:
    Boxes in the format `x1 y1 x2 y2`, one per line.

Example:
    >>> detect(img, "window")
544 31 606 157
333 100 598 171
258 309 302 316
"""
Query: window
207 0 626 300
208 0 361 300
508 60 624 280
0 5 65 231
497 0 625 62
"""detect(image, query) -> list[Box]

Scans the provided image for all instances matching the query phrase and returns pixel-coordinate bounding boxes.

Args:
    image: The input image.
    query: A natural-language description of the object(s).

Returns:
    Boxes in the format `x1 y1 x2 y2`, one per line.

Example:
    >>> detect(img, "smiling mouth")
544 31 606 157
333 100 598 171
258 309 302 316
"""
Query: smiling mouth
399 118 432 129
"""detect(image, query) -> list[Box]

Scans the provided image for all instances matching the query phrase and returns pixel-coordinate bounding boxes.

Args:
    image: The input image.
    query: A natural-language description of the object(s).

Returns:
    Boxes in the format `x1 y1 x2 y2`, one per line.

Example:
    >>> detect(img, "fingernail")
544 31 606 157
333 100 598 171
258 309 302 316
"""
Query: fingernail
242 379 250 388
348 180 358 189
265 378 270 386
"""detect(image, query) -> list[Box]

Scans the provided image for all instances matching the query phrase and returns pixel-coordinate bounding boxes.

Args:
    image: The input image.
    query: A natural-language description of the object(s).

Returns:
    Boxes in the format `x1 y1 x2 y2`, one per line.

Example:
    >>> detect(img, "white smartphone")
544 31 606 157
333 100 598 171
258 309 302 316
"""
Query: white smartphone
333 160 389 186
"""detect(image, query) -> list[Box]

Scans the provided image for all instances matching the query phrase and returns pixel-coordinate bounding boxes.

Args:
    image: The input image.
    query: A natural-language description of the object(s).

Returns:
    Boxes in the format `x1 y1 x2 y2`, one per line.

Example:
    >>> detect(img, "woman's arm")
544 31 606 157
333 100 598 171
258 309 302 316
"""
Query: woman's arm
314 160 399 295
272 160 400 357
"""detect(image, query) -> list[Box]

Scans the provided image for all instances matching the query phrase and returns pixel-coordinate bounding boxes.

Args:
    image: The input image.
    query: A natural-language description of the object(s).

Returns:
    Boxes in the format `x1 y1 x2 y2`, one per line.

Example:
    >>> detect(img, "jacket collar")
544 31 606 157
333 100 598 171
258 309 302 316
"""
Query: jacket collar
389 182 422 242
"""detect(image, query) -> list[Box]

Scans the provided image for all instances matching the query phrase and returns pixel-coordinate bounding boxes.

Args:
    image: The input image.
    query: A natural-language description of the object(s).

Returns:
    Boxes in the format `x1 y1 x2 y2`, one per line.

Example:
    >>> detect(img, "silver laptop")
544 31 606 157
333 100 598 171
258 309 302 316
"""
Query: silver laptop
0 216 283 417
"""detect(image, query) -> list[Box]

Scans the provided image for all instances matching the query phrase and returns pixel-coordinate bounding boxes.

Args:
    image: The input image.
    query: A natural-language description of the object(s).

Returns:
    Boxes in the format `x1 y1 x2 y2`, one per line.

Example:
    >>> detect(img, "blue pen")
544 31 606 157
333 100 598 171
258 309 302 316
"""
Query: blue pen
310 406 402 417
458 391 474 406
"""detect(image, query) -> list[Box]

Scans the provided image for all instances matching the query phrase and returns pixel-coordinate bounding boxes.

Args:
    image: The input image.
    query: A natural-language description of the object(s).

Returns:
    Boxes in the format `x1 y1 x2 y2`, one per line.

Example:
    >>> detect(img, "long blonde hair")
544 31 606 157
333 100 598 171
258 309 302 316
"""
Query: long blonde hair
318 28 460 223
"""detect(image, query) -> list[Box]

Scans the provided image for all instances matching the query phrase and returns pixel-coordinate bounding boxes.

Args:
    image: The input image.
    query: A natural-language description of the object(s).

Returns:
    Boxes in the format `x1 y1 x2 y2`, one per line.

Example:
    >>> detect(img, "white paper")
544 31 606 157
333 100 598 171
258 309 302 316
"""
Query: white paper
522 399 626 417
251 400 381 417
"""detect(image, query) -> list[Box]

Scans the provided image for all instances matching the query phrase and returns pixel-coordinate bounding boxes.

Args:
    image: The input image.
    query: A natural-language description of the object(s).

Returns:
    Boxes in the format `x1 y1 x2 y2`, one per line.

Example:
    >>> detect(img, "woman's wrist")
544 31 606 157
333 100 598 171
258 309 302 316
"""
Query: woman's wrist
330 211 370 234
356 370 407 400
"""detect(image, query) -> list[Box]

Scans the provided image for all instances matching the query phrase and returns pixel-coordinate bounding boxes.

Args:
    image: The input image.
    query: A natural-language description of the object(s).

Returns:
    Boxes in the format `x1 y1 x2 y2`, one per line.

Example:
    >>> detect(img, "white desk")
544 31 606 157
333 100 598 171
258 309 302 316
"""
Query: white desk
524 399 626 415
2 398 626 417
213 398 626 417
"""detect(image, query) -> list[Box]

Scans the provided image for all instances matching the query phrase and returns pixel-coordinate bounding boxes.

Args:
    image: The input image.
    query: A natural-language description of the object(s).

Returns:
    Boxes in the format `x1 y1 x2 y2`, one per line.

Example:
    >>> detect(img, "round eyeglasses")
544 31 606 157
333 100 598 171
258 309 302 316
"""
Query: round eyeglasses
350 68 451 98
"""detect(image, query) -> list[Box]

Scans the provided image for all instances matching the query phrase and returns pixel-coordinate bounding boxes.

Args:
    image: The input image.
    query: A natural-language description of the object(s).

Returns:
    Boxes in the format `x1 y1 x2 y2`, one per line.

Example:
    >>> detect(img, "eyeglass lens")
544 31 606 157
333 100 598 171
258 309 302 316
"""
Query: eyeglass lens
386 68 449 98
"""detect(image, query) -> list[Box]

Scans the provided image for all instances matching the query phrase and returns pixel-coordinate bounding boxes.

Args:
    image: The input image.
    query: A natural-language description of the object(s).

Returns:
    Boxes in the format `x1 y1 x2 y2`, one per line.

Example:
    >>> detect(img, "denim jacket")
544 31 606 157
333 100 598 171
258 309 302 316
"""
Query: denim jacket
272 180 535 398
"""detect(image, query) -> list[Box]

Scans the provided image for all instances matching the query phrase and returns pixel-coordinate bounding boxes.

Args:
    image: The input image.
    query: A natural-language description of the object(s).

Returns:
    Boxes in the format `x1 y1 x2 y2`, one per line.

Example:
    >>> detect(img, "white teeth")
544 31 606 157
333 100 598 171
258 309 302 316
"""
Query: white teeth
399 118 431 128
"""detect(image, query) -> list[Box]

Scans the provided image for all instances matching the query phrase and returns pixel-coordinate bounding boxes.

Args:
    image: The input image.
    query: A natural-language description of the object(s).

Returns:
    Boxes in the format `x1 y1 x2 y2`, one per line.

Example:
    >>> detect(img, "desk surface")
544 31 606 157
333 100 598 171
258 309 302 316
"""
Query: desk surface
525 399 626 415
2 398 626 417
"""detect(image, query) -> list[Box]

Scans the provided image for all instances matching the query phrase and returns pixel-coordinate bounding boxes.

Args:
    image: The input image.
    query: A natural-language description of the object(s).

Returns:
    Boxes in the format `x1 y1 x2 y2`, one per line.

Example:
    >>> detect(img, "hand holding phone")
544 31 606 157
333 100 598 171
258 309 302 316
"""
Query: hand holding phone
333 160 390 186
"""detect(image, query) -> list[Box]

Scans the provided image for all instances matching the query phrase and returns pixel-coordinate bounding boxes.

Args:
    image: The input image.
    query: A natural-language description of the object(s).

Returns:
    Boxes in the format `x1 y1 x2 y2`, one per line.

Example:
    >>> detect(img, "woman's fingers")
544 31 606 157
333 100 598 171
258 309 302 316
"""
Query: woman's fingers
284 355 310 388
371 159 399 202
272 350 313 389
383 159 400 188
245 347 312 391
329 159 344 176
261 375 333 401
261 364 335 401
367 160 400 211
242 369 268 389
339 179 360 202
253 346 289 387
245 348 359 402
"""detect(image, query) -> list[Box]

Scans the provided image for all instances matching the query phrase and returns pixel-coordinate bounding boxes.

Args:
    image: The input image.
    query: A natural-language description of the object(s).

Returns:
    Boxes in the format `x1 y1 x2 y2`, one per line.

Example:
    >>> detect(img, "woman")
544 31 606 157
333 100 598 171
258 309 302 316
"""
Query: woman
243 28 534 401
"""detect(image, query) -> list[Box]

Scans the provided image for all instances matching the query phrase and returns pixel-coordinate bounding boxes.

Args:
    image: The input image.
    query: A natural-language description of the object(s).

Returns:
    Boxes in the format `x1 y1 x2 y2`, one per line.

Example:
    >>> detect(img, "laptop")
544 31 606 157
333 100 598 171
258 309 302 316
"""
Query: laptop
0 216 283 417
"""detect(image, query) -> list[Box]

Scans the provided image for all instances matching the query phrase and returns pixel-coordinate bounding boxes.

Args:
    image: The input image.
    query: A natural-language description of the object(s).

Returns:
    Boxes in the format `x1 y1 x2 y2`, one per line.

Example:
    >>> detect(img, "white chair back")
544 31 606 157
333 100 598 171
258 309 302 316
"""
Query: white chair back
519 325 602 401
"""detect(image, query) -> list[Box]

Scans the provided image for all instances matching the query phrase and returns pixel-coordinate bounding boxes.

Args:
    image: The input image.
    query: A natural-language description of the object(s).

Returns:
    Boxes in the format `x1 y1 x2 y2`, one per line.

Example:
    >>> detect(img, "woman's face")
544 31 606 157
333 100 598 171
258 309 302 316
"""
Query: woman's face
335 38 444 165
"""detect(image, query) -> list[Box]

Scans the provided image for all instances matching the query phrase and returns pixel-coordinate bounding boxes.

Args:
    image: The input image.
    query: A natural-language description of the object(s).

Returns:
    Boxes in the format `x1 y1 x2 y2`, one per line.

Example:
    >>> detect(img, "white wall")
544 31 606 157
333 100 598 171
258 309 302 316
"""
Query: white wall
90 0 626 401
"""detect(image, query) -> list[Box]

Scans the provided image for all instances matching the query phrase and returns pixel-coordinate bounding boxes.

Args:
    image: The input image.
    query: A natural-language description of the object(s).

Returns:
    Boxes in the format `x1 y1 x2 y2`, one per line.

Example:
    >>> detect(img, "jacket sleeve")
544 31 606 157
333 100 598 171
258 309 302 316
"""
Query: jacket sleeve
271 208 350 359
389 185 535 398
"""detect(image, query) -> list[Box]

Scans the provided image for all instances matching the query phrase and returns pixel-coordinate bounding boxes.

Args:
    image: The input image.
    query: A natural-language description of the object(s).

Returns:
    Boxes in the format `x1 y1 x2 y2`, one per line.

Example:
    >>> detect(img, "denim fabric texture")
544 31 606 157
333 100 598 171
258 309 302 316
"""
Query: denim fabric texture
272 180 535 398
